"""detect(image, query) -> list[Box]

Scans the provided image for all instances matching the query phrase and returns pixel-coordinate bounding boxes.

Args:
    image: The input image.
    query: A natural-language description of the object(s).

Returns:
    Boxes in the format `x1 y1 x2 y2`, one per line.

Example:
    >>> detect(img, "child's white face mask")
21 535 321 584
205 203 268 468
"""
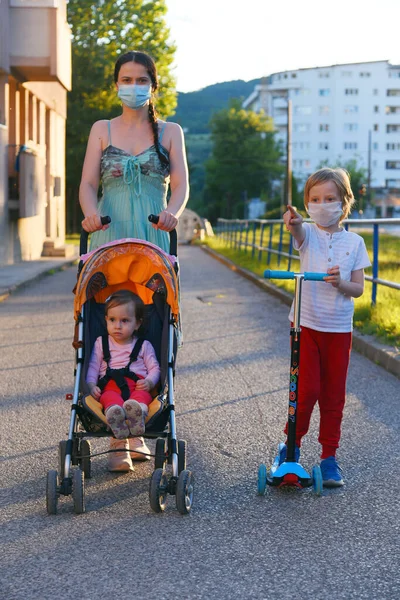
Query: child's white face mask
306 202 343 227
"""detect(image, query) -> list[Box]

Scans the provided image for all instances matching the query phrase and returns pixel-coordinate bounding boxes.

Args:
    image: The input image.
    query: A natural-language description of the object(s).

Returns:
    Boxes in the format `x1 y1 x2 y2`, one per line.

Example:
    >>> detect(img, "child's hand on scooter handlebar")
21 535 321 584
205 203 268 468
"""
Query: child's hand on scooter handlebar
324 265 342 288
283 205 303 231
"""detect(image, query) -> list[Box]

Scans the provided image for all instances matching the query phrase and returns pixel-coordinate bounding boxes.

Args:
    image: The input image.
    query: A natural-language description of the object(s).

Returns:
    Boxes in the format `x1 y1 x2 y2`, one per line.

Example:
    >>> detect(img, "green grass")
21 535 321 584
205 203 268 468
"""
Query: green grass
205 227 400 348
66 234 80 245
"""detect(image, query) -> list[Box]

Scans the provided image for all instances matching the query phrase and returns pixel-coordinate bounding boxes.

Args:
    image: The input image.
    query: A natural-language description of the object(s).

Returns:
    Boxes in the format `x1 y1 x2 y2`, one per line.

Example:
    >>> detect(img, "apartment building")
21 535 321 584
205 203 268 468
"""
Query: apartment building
243 60 400 215
0 0 72 265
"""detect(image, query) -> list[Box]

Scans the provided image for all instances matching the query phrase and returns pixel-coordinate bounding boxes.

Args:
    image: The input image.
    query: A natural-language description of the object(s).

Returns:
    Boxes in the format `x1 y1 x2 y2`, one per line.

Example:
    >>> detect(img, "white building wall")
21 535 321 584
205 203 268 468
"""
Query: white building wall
243 61 400 189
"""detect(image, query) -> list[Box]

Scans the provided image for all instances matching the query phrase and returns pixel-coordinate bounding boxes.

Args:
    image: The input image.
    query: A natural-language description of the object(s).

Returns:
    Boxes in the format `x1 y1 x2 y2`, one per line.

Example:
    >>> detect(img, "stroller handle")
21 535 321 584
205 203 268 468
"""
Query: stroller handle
148 214 178 257
264 270 328 281
80 216 111 256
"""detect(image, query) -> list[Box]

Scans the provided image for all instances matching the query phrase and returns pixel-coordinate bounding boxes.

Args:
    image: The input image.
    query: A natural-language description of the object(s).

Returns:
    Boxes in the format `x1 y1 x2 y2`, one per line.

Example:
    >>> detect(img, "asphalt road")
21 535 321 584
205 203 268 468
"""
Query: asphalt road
1 245 399 600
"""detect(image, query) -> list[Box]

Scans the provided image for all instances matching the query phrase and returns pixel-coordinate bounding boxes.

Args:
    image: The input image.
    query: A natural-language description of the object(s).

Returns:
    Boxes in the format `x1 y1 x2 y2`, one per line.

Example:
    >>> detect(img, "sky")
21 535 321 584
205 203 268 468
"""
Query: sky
164 0 400 93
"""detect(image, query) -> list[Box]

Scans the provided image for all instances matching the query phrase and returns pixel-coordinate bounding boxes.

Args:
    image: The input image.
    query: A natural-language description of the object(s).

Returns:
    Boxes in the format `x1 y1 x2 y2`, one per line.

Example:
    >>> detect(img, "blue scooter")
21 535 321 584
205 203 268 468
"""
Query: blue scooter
258 270 328 497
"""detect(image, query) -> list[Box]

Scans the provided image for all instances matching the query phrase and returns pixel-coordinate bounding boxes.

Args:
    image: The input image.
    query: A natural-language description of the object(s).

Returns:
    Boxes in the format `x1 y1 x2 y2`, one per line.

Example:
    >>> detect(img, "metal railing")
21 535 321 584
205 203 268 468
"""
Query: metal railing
216 217 400 305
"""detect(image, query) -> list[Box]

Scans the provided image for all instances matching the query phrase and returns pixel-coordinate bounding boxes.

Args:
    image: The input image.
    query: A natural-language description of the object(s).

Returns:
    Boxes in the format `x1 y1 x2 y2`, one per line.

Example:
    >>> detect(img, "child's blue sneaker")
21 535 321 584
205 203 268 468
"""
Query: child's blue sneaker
277 443 300 465
320 456 344 487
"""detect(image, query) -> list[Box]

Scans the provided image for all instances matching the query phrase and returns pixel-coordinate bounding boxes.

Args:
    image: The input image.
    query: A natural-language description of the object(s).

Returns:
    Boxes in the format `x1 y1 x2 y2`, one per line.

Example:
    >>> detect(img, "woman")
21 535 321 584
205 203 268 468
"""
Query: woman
79 50 189 472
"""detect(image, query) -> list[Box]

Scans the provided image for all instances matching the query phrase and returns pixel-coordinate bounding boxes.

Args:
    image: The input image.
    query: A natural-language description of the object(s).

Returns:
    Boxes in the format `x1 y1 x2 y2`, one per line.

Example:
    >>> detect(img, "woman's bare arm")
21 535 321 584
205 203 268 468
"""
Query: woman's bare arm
155 123 189 232
79 120 109 232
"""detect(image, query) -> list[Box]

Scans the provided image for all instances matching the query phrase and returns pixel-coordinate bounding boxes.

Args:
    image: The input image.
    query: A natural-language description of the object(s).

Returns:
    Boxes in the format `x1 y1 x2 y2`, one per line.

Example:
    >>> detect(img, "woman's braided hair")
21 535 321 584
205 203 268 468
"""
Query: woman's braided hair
114 51 169 169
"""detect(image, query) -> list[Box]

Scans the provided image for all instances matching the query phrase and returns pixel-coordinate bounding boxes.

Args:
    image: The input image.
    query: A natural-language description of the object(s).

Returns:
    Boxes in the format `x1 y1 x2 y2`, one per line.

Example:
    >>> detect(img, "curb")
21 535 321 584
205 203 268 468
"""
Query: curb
0 256 79 303
201 244 400 380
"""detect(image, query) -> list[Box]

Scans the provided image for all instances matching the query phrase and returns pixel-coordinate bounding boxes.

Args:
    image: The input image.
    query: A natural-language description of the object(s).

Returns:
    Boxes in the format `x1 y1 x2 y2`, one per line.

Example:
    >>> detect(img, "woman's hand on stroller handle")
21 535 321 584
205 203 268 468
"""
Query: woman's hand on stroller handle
148 211 178 232
80 216 111 256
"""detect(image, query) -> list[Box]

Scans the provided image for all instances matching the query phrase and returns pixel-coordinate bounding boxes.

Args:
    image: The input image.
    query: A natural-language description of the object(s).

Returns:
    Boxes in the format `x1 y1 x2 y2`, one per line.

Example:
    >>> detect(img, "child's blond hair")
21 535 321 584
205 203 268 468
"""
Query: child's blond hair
304 167 355 221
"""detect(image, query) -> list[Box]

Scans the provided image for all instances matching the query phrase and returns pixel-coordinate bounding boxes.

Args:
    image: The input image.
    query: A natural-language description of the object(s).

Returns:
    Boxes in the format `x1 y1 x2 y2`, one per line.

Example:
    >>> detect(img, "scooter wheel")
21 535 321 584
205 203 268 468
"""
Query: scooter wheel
257 464 267 495
312 465 323 496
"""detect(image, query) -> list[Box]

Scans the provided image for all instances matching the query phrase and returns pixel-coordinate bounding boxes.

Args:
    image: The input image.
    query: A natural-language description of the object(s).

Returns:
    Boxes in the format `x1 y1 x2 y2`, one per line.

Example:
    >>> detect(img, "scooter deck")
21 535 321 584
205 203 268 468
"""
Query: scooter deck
267 460 313 488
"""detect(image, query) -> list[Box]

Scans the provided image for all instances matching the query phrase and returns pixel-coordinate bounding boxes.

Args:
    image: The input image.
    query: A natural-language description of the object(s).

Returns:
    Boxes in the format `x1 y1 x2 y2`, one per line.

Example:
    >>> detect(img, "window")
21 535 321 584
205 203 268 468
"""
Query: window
345 88 359 95
386 161 400 169
318 72 330 78
319 89 330 96
294 106 312 115
386 179 400 187
294 124 311 133
293 88 310 96
319 142 329 150
373 142 379 150
360 72 371 77
344 105 359 113
342 71 352 77
319 105 330 115
372 160 378 168
374 106 379 113
291 73 297 78
387 89 400 96
344 142 358 150
373 89 379 95
386 143 400 151
373 124 379 131
319 124 329 132
387 124 400 133
344 123 358 131
386 106 400 114
298 141 311 150
389 71 400 78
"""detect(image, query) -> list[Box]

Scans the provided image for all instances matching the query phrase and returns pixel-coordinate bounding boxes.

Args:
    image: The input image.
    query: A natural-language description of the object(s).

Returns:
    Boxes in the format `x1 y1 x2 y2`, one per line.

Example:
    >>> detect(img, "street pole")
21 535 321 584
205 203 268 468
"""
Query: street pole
367 129 372 210
286 98 292 206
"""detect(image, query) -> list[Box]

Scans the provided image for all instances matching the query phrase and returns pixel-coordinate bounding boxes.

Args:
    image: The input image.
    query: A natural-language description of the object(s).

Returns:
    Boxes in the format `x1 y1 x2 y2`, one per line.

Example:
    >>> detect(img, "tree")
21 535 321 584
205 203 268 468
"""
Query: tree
66 0 177 232
203 101 284 222
317 157 367 215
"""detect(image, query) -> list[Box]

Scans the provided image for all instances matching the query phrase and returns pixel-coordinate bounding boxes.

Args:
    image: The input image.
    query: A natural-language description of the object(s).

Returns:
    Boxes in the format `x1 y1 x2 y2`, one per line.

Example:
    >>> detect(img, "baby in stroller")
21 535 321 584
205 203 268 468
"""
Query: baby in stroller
87 289 160 440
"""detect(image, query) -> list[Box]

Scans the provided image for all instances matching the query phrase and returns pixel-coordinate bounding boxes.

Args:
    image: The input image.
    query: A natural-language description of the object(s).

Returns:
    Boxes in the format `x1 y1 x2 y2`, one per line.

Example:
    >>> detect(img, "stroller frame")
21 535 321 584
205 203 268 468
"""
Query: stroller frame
46 216 194 516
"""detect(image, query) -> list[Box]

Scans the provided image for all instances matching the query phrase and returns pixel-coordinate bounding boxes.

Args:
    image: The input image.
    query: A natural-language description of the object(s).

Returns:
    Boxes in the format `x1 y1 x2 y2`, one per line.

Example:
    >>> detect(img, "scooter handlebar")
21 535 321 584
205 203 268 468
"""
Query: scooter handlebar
264 270 328 281
264 270 294 280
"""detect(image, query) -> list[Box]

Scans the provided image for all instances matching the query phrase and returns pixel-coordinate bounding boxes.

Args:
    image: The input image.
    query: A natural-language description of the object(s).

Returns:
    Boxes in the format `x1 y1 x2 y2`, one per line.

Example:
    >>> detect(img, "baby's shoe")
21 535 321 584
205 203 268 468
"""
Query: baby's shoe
320 456 344 487
124 400 148 436
108 438 133 472
105 405 130 439
129 436 151 461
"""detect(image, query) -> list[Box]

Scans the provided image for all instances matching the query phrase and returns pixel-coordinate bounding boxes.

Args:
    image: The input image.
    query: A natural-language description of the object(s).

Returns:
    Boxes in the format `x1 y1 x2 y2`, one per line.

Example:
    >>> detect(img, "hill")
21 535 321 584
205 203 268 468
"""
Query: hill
172 78 260 134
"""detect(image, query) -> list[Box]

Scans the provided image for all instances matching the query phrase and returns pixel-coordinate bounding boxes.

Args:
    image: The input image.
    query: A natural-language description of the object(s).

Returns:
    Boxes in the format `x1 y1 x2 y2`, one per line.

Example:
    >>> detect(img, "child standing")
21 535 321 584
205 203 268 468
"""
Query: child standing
281 167 371 486
87 290 160 468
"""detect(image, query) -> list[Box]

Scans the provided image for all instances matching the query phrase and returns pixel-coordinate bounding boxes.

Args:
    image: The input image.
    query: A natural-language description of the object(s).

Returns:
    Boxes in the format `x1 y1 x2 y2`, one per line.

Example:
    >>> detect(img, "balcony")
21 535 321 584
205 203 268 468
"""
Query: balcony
9 1 71 90
7 143 45 217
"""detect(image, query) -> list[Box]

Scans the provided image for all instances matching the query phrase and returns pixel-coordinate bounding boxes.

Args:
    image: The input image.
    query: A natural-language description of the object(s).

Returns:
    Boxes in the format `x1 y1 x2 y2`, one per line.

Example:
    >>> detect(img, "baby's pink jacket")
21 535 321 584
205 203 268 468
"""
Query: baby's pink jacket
87 336 160 388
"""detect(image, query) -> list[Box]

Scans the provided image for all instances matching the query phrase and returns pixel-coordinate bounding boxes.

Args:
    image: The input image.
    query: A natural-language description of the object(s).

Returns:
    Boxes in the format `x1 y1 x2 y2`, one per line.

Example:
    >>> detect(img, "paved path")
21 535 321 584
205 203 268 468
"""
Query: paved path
0 245 399 599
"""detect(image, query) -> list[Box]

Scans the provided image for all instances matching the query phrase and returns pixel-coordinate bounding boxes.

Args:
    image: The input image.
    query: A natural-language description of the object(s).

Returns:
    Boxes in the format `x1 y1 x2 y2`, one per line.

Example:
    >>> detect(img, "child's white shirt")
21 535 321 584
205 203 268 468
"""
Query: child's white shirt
288 223 371 332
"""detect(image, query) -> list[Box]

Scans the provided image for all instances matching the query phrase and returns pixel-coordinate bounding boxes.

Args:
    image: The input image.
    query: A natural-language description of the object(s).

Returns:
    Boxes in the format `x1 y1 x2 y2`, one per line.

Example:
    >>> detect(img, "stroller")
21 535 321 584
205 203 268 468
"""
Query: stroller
46 216 194 515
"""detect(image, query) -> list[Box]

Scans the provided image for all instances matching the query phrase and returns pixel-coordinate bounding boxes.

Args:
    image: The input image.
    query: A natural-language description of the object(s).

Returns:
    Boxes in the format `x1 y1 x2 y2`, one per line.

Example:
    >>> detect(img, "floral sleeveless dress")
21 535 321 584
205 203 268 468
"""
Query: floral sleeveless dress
89 121 170 253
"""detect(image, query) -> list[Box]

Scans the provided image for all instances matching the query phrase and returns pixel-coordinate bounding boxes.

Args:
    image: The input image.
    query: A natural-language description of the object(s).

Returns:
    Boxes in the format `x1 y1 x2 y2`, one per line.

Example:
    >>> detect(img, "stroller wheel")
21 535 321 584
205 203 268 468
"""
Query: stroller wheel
72 468 85 514
176 469 194 515
257 464 267 496
79 440 92 479
46 470 59 515
312 465 323 496
178 440 187 474
149 468 168 513
58 441 67 480
154 438 166 470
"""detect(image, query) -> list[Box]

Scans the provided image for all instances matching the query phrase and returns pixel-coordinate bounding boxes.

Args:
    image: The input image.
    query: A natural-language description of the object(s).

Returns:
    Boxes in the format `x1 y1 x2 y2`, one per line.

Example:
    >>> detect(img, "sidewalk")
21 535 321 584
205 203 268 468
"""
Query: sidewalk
0 247 79 302
201 245 400 380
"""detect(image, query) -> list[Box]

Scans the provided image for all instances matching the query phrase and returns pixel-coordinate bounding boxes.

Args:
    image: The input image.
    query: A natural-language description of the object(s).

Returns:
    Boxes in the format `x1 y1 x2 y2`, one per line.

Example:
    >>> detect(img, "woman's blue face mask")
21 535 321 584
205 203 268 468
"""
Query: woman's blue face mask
117 84 152 109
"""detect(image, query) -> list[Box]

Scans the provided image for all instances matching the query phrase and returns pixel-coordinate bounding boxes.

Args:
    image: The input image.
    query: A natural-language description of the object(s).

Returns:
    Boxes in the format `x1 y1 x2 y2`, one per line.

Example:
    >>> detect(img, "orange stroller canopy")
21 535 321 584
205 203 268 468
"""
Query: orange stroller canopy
74 240 179 319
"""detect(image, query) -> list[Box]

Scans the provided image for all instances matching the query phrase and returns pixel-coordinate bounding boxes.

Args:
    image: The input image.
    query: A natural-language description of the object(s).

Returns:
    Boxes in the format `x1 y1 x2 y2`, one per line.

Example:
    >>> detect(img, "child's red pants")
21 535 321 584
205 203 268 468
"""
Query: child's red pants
284 325 352 458
100 377 152 411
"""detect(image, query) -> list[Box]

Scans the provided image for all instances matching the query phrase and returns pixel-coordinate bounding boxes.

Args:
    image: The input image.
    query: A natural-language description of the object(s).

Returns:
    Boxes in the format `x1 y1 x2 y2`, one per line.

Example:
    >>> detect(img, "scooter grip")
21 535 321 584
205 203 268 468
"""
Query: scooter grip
304 272 328 281
264 270 294 280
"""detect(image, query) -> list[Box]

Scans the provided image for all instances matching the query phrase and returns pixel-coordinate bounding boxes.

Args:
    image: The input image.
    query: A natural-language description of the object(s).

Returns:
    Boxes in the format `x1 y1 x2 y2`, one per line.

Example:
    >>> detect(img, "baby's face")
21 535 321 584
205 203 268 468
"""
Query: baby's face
105 302 139 344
